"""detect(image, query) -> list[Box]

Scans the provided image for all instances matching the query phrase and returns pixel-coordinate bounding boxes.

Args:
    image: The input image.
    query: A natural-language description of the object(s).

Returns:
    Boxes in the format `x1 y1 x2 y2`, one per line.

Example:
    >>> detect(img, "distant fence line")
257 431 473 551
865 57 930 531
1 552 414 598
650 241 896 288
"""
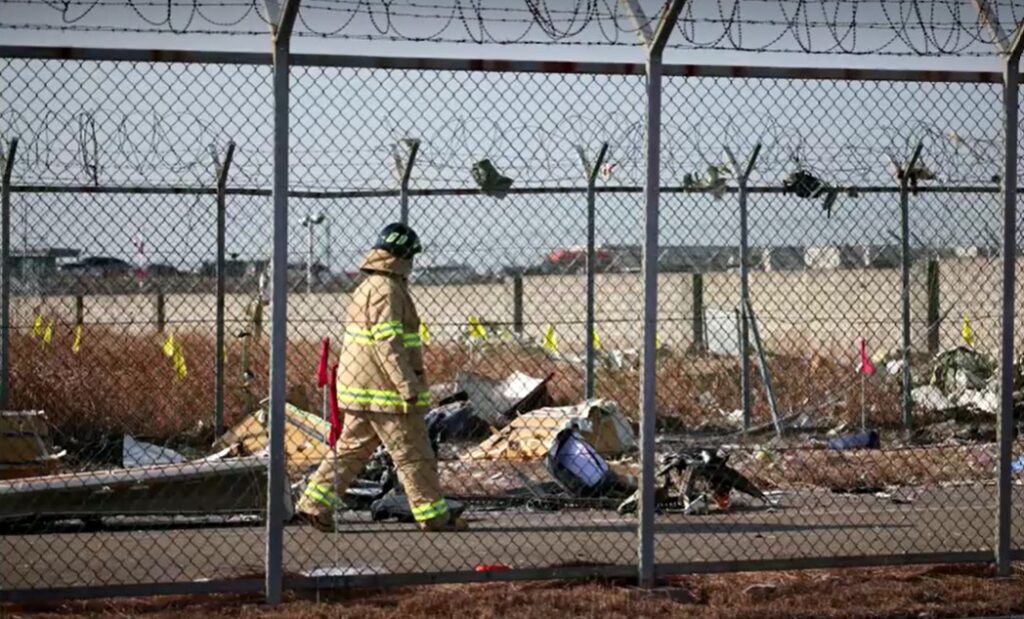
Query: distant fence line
13 256 1011 358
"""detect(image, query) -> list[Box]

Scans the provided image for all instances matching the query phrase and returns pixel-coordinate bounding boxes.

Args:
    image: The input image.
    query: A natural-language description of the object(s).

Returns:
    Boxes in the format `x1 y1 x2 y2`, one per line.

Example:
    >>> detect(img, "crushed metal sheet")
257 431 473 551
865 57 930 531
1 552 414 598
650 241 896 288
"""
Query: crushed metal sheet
912 385 954 412
0 410 65 480
457 371 552 428
465 399 636 461
216 402 331 479
0 457 279 523
122 435 185 468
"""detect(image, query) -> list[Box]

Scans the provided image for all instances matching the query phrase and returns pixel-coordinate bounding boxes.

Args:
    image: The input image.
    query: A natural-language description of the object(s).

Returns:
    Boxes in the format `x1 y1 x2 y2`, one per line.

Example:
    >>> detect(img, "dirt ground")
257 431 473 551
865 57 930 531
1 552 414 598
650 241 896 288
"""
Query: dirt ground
4 564 1024 619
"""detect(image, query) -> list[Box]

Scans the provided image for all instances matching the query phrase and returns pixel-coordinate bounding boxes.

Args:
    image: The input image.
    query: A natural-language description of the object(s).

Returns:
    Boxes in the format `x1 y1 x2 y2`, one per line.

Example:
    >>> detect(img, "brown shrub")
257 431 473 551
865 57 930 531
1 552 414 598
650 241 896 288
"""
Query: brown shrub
9 328 905 453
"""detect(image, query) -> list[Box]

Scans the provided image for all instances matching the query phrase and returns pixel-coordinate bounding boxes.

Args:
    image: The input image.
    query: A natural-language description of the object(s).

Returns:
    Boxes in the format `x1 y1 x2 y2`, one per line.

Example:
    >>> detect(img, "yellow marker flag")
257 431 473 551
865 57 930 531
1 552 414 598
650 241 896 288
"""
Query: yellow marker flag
961 313 975 347
592 328 601 351
468 316 487 341
162 333 175 358
543 325 558 354
32 315 43 339
172 342 187 381
72 325 82 354
419 322 431 346
41 320 53 346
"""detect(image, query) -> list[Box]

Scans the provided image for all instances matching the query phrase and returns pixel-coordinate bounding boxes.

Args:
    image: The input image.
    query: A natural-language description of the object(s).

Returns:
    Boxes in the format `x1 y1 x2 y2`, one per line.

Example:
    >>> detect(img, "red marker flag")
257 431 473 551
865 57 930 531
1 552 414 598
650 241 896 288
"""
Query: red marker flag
316 337 330 388
857 338 876 376
328 362 342 448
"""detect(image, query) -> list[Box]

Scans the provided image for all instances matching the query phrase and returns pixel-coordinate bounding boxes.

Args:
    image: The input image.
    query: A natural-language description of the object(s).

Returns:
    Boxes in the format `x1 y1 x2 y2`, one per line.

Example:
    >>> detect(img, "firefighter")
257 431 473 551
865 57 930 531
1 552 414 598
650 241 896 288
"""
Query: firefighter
297 222 467 532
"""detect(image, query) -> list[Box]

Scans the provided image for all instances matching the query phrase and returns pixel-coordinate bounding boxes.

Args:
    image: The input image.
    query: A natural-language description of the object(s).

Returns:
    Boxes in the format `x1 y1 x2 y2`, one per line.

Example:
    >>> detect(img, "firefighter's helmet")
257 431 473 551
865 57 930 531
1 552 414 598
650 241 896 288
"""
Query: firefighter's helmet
373 222 422 259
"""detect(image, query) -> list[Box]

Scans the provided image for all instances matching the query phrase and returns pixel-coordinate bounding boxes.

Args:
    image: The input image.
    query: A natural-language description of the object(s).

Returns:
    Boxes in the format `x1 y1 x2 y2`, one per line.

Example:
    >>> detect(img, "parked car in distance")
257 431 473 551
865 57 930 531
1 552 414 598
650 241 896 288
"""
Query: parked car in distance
59 256 134 278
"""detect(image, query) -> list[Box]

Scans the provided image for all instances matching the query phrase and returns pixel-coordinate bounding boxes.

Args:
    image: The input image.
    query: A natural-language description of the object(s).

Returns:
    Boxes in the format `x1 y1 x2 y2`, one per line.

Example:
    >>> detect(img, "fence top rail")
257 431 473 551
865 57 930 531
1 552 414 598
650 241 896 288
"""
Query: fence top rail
0 45 1004 84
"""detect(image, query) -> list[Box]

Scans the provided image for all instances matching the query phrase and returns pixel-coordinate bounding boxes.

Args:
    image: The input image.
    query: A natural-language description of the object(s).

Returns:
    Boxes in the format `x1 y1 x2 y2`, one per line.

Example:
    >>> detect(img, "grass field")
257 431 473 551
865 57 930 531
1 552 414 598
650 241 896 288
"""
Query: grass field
7 327 904 452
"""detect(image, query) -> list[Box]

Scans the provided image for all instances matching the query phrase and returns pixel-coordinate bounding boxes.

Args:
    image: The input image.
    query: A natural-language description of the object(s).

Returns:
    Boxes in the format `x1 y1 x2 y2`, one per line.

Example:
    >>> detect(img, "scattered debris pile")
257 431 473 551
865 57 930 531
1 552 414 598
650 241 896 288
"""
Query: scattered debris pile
15 343 1024 533
617 447 769 515
466 399 635 461
0 410 65 481
913 346 999 416
0 407 290 530
455 371 554 431
216 402 333 479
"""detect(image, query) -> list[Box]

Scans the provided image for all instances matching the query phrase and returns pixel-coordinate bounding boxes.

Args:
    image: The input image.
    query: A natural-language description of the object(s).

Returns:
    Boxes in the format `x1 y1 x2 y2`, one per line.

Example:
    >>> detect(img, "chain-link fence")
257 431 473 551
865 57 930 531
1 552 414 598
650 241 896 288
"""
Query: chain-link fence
0 47 1022 601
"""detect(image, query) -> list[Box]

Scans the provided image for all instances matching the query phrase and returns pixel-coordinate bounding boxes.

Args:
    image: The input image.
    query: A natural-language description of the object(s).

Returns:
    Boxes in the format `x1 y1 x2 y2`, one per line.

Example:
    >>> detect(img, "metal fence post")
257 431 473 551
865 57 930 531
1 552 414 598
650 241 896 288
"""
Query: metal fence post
726 144 761 431
512 273 524 335
926 259 940 356
580 142 609 400
622 0 686 589
214 142 235 438
155 291 166 333
690 272 705 353
396 139 420 226
0 138 16 409
263 0 301 606
997 31 1024 579
896 141 923 432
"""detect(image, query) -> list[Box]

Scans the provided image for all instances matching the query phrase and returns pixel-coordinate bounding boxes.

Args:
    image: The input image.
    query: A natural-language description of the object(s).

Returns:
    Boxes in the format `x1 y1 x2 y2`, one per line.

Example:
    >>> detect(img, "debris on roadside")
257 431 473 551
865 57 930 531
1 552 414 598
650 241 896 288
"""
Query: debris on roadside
616 447 768 516
827 429 880 451
914 346 1001 417
544 427 636 499
457 371 553 429
370 493 466 523
122 435 185 468
466 399 636 461
874 486 916 504
424 391 490 441
0 457 276 525
216 402 332 480
930 347 995 395
0 410 65 481
912 385 954 412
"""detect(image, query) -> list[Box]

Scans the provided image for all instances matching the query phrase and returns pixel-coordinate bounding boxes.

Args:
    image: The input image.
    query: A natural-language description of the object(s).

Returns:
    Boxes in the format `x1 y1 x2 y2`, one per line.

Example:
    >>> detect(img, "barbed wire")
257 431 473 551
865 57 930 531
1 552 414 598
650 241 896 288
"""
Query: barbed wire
2 1 1024 56
0 106 1006 189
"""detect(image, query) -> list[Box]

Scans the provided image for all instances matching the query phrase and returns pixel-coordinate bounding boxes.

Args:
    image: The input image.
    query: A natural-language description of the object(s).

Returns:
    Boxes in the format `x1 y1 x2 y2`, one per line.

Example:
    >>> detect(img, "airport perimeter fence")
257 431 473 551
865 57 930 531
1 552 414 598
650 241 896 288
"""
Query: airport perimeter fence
0 44 1023 603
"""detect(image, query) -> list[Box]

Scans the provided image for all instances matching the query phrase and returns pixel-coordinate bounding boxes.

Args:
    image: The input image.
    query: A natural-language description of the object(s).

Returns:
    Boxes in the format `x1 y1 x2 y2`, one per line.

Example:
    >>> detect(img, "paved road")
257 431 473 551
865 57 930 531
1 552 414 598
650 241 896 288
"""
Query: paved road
2 485 1022 591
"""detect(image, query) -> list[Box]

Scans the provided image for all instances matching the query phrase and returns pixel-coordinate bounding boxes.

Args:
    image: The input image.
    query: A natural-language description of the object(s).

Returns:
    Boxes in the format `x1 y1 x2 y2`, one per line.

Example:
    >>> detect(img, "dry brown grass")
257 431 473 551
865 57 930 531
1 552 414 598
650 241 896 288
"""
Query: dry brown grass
5 564 1024 619
734 443 997 491
9 329 906 454
434 344 904 432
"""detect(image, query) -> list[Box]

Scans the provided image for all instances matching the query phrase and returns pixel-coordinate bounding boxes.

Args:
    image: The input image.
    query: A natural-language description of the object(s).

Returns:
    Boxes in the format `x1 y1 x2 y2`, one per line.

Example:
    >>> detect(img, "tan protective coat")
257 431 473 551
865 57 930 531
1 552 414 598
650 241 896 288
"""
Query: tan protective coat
336 249 429 414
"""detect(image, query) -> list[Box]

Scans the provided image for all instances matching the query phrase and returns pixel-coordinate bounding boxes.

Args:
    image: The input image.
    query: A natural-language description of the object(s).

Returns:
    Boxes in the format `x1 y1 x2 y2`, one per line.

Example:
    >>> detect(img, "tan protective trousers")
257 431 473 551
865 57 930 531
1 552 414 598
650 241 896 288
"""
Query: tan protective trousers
296 410 449 523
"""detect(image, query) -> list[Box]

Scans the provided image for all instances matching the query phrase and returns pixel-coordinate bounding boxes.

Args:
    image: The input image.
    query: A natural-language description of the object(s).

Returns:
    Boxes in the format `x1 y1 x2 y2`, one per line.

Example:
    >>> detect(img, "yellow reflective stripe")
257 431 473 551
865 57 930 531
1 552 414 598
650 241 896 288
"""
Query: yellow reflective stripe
348 322 418 344
336 387 431 407
343 325 375 346
412 499 450 522
371 321 404 341
304 482 342 508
